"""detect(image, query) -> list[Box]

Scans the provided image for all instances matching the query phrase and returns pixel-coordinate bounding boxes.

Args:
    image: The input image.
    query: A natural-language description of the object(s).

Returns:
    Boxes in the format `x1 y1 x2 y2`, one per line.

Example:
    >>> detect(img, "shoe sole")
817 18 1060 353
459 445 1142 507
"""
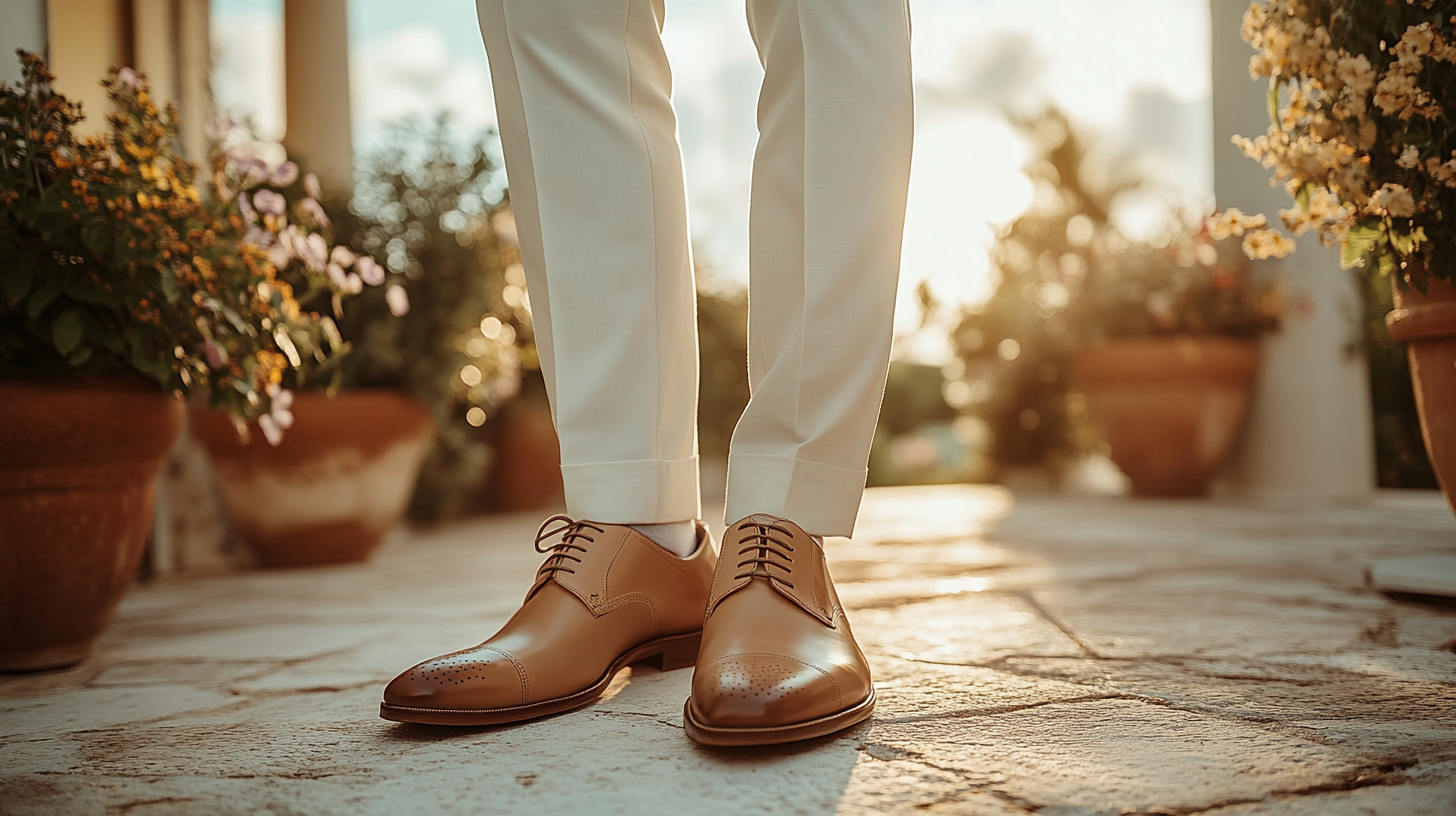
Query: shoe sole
379 630 702 726
682 687 876 747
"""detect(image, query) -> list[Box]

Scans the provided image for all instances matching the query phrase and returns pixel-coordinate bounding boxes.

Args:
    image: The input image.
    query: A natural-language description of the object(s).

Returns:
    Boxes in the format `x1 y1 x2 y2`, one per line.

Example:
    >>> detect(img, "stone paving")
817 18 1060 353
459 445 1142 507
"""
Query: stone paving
2 485 1455 815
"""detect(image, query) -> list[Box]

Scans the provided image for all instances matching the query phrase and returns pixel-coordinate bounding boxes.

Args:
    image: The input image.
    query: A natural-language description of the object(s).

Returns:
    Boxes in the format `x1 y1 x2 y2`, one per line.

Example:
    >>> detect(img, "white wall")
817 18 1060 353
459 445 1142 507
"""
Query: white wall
1209 0 1375 496
0 0 47 86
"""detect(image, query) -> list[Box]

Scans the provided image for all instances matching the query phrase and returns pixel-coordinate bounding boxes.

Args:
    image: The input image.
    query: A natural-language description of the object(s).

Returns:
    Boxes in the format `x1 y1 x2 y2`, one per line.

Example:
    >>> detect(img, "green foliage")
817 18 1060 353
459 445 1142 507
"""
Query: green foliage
696 280 750 458
336 118 535 521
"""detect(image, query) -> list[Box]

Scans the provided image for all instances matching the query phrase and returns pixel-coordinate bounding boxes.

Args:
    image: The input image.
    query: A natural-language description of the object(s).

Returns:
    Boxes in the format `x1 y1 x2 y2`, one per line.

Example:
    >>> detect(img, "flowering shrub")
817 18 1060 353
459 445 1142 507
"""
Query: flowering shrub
333 117 533 519
0 53 387 443
1220 0 1456 286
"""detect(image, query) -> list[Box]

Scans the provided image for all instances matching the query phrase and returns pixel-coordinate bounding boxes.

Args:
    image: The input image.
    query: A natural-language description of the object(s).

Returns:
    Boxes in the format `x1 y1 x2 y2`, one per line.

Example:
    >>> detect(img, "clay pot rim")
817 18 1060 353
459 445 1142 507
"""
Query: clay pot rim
1386 278 1456 343
1071 335 1261 386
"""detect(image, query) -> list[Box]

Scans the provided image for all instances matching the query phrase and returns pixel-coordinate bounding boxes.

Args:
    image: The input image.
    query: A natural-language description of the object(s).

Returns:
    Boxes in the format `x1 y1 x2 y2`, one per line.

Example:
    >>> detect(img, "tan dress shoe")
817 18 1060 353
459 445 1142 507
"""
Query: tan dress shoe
685 515 874 746
381 516 716 726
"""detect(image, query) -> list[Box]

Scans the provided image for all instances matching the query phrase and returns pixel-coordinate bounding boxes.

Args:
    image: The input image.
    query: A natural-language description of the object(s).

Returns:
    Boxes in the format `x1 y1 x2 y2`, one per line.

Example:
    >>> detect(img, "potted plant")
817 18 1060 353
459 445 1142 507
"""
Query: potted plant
949 107 1283 495
187 120 427 567
0 56 339 669
1064 231 1283 496
1221 2 1456 512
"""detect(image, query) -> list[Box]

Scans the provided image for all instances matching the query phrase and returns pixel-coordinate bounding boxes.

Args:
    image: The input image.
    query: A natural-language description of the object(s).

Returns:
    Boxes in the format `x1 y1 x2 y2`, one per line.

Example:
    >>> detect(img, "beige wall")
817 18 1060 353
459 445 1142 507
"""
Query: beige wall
46 0 125 136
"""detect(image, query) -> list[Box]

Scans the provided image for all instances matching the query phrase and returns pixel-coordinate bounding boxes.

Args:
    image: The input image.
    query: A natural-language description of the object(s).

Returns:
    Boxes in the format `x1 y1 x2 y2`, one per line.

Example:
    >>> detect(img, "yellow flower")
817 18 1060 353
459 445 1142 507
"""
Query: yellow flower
1242 229 1297 260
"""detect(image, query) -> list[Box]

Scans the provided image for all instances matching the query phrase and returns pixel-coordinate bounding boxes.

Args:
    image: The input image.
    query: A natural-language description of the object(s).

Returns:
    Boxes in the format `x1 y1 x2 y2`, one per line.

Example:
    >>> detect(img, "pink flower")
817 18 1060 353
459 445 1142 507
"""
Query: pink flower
118 67 140 88
386 284 410 316
300 198 331 228
304 172 322 201
270 161 299 187
205 115 234 140
326 262 349 289
237 192 257 224
204 341 227 370
330 246 356 268
252 189 286 216
345 273 364 294
356 255 385 286
301 233 328 272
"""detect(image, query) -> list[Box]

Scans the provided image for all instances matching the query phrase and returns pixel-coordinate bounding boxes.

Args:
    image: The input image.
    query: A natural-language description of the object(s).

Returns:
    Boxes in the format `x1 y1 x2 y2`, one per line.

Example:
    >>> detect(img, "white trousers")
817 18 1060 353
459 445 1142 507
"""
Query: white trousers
475 0 913 537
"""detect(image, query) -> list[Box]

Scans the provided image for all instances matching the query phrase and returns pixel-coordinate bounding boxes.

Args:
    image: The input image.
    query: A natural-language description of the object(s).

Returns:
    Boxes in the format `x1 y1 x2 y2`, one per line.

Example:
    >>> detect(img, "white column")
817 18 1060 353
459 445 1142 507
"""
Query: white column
0 0 46 86
1210 0 1374 496
282 0 354 195
177 0 212 164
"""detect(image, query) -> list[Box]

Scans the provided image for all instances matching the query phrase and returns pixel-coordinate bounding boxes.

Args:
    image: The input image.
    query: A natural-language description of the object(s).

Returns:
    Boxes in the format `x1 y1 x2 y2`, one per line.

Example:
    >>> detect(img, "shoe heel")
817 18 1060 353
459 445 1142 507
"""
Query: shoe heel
646 633 702 672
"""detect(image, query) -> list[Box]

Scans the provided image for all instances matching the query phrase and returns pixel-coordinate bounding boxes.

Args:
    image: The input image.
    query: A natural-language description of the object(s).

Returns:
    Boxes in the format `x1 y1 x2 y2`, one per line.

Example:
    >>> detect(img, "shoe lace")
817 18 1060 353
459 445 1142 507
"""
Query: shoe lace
533 515 604 583
732 519 795 589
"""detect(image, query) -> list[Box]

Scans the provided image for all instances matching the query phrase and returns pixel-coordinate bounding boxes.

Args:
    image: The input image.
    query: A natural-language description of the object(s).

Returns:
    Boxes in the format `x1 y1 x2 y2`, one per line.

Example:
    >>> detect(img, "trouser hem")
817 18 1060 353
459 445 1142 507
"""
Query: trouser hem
724 453 868 538
560 456 702 524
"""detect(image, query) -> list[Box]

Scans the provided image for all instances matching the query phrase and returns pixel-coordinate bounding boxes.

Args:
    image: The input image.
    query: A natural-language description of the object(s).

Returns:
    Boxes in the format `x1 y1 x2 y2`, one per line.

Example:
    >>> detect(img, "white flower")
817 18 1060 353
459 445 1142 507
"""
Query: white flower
330 245 356 268
1368 183 1417 218
325 262 349 289
386 284 410 316
356 255 385 286
304 172 322 200
345 273 364 294
118 67 139 88
258 414 283 446
1242 229 1296 260
266 385 295 430
1397 145 1422 169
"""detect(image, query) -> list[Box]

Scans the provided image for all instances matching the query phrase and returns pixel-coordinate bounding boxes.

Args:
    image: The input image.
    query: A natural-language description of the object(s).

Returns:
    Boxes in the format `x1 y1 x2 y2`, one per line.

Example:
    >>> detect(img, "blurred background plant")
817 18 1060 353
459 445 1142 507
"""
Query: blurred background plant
943 106 1286 484
332 116 536 521
0 55 356 435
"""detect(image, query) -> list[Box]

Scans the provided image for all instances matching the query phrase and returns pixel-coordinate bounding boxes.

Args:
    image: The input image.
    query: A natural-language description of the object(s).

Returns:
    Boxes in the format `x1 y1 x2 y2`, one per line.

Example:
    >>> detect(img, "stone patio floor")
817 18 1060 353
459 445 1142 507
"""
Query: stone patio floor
3 485 1456 815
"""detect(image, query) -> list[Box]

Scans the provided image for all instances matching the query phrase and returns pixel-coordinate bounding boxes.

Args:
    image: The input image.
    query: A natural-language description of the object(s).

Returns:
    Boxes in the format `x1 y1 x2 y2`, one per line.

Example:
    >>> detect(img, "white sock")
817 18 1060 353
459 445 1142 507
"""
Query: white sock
631 521 699 557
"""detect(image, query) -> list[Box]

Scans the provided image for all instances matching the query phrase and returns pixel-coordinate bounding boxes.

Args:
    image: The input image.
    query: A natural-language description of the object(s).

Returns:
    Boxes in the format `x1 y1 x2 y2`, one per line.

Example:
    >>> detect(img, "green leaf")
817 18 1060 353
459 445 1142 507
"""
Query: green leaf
26 281 62 317
1267 80 1281 129
52 310 83 355
159 266 180 304
1340 220 1385 270
68 345 93 366
65 278 121 307
1 261 32 304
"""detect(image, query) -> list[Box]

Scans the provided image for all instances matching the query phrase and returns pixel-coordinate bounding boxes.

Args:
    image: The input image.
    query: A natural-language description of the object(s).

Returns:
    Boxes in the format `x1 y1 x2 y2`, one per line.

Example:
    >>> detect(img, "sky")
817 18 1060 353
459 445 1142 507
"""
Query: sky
212 0 1215 361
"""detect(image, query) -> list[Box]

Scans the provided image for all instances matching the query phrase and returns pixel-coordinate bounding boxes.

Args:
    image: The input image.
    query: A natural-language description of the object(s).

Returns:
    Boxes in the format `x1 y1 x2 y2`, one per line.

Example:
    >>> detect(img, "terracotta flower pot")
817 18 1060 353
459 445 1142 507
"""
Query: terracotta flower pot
1386 277 1456 515
1071 336 1260 497
191 390 434 567
0 379 184 671
483 396 564 513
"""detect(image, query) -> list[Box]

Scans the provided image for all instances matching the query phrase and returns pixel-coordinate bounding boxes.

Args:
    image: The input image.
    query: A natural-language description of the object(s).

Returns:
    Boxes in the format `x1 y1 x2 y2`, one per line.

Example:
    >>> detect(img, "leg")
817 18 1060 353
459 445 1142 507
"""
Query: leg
475 0 700 525
726 0 915 538
687 0 913 747
382 3 715 727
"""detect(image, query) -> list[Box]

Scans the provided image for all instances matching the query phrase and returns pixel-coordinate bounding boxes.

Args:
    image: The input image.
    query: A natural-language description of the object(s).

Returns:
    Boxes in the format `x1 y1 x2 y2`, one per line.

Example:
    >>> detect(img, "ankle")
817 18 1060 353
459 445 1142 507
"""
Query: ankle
630 521 700 557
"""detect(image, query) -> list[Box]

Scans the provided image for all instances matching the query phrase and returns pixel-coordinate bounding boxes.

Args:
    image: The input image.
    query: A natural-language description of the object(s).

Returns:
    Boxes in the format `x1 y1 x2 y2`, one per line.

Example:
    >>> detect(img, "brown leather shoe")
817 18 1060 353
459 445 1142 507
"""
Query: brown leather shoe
380 516 716 726
684 514 874 746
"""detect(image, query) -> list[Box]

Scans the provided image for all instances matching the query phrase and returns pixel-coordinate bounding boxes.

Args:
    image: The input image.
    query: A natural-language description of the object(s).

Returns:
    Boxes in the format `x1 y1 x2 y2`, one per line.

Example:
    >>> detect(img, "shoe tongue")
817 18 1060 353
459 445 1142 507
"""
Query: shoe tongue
747 513 781 525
